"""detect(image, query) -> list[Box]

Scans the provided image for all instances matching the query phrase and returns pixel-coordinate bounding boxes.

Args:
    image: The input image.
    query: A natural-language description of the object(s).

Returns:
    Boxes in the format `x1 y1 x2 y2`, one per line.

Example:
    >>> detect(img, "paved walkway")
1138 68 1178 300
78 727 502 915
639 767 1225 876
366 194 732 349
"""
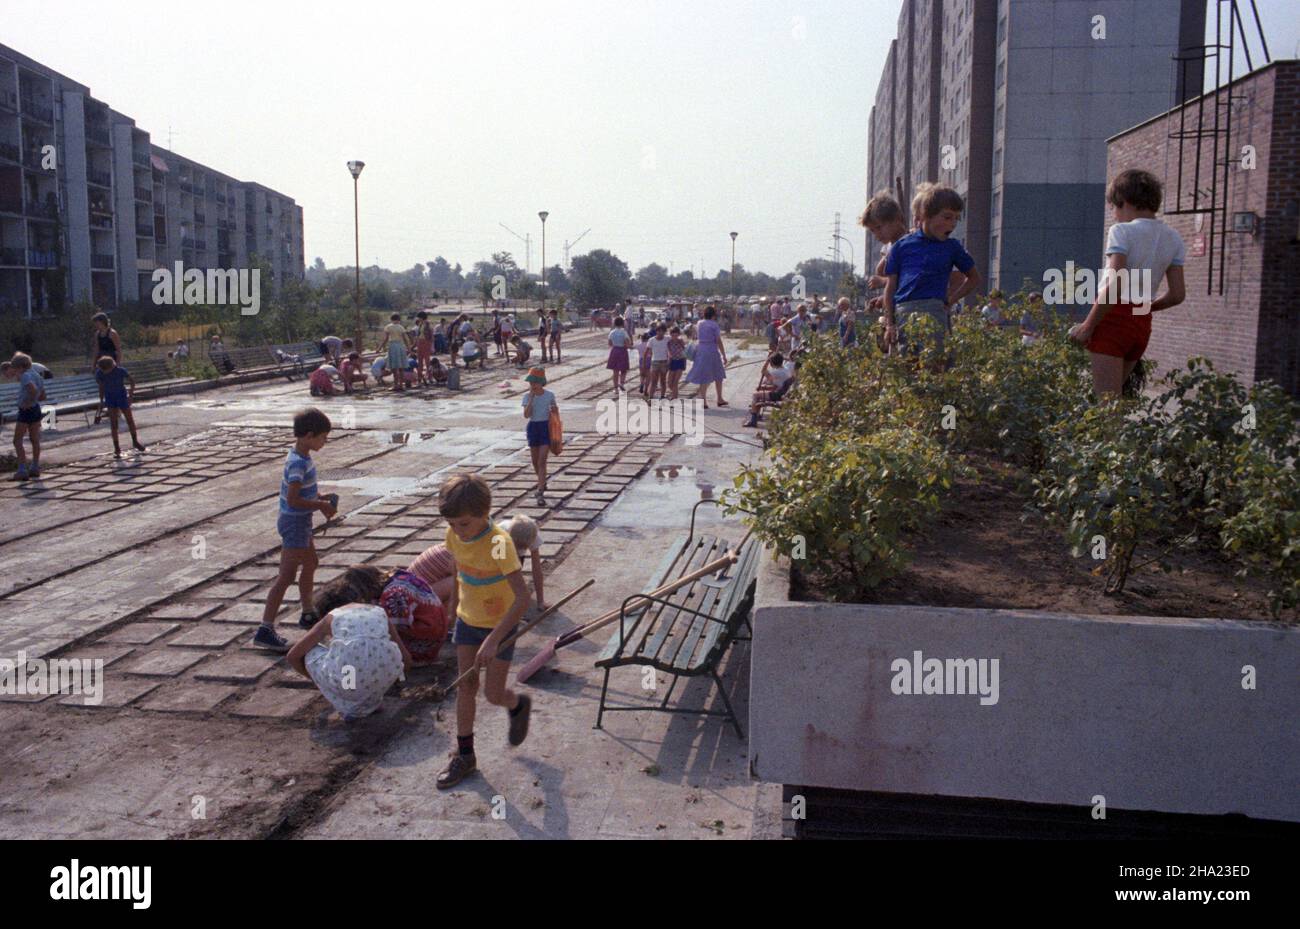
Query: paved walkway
0 330 781 839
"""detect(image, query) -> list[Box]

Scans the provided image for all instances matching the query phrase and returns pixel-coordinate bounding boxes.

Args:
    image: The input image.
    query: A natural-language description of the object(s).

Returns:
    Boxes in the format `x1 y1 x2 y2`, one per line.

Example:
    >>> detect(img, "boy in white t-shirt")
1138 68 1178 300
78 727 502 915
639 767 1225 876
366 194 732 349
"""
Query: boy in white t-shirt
1069 169 1187 399
646 323 671 400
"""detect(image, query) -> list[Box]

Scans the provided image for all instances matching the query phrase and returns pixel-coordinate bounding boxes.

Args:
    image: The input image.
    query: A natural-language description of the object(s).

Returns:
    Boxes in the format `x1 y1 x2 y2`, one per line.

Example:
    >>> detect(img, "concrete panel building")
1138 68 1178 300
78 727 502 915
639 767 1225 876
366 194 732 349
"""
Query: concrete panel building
0 43 304 318
866 0 1206 294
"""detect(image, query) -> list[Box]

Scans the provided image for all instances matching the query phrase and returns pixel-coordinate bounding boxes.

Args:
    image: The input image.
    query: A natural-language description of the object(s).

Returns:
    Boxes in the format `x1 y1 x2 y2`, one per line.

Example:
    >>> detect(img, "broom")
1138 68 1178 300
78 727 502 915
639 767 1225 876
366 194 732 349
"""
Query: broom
516 533 752 685
432 578 595 700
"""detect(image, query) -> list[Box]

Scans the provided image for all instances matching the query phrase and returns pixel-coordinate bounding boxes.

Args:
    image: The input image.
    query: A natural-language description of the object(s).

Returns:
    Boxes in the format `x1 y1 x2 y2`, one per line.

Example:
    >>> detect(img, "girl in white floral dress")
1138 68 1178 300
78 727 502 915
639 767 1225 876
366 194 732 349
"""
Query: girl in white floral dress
288 604 411 721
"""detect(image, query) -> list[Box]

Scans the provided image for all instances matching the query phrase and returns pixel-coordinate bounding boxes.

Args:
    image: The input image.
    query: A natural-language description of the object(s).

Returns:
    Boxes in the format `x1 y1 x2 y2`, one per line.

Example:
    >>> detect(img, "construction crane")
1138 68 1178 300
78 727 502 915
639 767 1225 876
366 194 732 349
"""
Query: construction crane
564 229 592 270
499 223 531 275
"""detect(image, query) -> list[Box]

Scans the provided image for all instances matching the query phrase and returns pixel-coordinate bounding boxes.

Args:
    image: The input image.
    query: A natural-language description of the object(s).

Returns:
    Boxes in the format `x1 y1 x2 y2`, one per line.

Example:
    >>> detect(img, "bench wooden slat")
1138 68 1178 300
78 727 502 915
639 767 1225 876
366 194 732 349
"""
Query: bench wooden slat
628 535 723 666
638 536 729 667
686 540 761 672
664 538 755 670
595 536 703 665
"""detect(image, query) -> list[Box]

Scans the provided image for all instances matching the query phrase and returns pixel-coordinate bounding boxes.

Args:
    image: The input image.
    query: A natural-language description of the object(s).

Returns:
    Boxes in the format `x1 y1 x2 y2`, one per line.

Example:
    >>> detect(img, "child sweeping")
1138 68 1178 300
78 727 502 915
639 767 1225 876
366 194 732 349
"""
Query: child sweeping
437 473 533 790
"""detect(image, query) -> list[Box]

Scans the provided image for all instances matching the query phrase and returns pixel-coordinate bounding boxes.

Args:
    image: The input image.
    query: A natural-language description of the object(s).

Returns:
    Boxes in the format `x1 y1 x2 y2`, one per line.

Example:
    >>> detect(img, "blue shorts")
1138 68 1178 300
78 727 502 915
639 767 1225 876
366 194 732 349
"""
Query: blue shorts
103 394 130 411
897 299 949 355
277 511 314 550
527 419 551 448
16 406 42 425
669 358 687 372
452 618 518 662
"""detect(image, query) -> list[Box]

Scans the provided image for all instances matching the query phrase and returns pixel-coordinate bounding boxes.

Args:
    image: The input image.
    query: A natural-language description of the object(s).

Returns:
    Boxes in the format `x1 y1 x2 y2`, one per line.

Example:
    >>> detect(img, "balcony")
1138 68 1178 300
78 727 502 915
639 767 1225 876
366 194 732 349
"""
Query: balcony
22 150 55 174
0 89 17 113
133 151 150 169
136 222 153 238
135 185 152 203
89 214 113 230
87 168 112 189
0 247 24 266
86 126 112 148
26 200 59 221
0 142 18 165
91 253 115 271
182 236 207 251
179 181 194 194
21 101 54 125
195 212 206 225
28 249 58 269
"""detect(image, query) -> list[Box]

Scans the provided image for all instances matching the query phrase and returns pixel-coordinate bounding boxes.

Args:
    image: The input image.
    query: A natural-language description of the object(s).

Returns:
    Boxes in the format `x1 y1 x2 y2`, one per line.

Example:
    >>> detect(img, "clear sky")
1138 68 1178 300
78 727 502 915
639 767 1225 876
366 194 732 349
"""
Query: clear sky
5 1 1298 278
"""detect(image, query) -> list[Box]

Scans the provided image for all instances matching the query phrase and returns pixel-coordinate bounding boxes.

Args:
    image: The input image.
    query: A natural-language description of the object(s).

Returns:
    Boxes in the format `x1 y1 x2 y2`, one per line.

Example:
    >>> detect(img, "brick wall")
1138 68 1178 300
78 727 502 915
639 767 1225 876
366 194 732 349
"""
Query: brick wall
1106 61 1298 396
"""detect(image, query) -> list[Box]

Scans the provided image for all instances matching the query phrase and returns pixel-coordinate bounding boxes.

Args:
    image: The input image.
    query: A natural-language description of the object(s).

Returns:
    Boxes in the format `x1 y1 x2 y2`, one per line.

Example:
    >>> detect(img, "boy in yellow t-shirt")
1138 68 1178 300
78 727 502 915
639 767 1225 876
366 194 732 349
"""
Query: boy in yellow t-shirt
437 473 533 790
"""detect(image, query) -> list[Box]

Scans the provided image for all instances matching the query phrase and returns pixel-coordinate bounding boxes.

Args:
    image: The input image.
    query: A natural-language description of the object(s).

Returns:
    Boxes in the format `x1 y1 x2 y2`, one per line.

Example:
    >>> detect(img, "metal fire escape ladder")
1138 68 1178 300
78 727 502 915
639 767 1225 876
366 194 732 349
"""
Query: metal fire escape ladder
1166 0 1271 295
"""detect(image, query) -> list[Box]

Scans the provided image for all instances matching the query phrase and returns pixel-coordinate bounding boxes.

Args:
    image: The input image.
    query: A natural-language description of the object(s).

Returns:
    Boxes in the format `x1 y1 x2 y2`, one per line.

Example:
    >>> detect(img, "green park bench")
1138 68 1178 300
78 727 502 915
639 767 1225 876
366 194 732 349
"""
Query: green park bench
595 500 761 738
0 374 103 428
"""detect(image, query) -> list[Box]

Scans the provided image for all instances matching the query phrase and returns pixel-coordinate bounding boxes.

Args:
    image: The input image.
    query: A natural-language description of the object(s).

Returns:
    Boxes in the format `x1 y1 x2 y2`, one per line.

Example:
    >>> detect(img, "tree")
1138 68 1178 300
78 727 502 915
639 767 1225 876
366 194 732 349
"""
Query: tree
544 264 570 294
570 249 631 309
634 263 671 297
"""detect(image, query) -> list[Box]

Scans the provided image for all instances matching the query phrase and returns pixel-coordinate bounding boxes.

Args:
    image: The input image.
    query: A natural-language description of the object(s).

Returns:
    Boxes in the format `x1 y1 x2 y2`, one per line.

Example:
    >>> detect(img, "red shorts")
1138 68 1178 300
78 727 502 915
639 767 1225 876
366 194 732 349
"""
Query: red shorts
1088 304 1152 363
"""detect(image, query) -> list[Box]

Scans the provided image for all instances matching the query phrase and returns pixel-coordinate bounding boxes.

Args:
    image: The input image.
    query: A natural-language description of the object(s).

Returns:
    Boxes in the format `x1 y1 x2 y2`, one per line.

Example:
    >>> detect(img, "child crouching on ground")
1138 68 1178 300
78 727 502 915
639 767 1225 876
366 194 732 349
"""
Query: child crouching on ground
287 603 411 722
313 565 448 666
437 473 533 790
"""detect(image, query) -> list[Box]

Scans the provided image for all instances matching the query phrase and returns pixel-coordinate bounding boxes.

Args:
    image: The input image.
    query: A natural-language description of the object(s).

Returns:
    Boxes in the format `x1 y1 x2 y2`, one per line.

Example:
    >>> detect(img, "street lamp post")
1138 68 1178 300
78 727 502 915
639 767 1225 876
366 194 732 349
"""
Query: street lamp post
347 161 366 350
832 233 856 306
730 231 738 299
538 211 549 313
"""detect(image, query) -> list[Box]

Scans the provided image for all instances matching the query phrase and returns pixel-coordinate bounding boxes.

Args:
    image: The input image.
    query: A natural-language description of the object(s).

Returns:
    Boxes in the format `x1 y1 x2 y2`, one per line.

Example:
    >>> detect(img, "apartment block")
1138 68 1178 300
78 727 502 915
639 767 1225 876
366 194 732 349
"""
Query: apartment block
867 0 1206 293
0 43 304 318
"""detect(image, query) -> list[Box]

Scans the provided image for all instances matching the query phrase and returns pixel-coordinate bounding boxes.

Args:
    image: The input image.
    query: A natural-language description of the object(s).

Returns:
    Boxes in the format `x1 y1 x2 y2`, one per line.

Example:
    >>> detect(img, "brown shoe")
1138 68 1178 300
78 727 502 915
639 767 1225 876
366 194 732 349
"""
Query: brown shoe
437 752 478 791
508 695 532 747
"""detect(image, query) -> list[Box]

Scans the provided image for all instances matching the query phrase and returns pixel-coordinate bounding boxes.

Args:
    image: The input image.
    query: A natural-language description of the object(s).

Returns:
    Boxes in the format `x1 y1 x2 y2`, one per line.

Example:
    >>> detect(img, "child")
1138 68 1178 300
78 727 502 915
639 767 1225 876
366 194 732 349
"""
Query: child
378 314 411 393
1069 169 1186 399
255 408 337 653
547 310 562 364
636 332 652 396
319 335 344 366
883 185 982 358
500 314 516 351
523 368 557 505
510 335 533 368
647 323 671 400
340 352 364 394
460 331 485 370
491 312 505 358
309 363 340 397
426 355 450 384
538 312 551 364
415 312 436 382
7 353 45 481
606 317 631 393
408 515 546 609
404 356 421 388
313 565 447 666
90 312 122 363
94 357 147 457
744 353 795 427
370 355 391 388
287 603 410 722
500 515 547 610
436 473 533 790
667 326 687 400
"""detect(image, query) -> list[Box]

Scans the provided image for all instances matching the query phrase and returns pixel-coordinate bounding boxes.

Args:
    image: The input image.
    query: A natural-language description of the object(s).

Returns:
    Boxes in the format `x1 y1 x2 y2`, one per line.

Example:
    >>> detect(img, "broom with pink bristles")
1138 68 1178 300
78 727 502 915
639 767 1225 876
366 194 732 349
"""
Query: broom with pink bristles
516 534 752 684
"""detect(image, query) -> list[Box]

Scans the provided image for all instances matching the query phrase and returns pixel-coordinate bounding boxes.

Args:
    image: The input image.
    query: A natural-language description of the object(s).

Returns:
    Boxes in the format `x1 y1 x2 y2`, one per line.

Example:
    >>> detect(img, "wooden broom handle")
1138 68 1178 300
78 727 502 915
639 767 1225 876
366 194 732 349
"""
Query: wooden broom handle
559 531 755 645
445 579 595 691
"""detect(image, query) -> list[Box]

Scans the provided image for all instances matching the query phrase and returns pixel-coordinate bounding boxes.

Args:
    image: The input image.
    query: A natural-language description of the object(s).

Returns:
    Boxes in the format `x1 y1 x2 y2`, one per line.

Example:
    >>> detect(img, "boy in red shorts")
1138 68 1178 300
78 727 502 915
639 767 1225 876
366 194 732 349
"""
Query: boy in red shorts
1069 169 1187 398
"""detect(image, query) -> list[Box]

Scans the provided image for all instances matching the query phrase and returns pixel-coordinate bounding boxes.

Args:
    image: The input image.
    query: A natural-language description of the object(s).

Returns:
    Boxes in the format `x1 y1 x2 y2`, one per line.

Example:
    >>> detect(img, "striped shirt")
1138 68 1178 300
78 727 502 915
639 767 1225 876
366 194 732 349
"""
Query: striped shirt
409 544 457 589
279 449 318 515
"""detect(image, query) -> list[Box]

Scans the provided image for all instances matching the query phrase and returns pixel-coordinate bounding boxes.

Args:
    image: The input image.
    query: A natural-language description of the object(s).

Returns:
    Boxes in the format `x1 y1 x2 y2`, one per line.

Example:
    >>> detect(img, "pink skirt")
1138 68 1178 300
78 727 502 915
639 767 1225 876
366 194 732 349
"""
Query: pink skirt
607 346 630 371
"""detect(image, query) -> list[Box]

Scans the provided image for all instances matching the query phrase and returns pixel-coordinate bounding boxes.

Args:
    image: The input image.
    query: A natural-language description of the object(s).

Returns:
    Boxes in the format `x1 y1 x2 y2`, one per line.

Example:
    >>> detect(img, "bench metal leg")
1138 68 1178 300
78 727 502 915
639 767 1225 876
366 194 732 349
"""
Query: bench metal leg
658 673 680 711
712 666 745 739
596 667 612 730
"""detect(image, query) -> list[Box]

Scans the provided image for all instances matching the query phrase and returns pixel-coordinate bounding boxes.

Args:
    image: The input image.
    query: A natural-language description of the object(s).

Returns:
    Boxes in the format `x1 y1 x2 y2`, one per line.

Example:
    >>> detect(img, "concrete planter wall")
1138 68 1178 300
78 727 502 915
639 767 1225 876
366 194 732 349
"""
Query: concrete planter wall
749 549 1300 823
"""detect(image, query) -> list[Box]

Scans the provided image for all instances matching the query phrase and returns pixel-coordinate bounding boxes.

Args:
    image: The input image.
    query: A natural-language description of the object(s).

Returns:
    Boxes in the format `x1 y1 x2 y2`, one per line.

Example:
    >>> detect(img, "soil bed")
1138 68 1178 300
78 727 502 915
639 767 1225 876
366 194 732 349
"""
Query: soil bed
793 453 1282 622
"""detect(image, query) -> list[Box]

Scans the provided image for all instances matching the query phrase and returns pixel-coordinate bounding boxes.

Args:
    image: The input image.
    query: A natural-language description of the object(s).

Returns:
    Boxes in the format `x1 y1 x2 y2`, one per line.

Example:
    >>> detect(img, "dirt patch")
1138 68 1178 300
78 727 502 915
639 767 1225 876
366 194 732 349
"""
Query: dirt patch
794 454 1281 622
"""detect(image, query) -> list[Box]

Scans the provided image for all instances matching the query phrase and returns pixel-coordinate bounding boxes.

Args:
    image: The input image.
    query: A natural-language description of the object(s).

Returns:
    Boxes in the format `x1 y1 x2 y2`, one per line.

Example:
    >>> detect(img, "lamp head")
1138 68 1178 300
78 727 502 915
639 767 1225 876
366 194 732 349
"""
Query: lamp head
730 232 739 241
348 161 366 179
539 211 550 223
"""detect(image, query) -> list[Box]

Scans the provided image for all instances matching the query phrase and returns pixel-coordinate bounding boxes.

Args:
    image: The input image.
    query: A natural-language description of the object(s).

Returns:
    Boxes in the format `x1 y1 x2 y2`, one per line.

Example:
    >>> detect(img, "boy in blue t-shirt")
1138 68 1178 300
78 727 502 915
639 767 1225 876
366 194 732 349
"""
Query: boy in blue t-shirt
95 357 146 458
6 353 46 481
884 185 982 358
254 408 337 653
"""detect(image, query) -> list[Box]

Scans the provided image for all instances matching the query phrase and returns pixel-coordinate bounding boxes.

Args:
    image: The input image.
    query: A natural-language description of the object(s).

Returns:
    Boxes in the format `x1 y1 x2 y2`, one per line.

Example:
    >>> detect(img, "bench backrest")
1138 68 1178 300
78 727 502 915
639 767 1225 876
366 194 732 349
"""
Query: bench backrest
124 358 176 384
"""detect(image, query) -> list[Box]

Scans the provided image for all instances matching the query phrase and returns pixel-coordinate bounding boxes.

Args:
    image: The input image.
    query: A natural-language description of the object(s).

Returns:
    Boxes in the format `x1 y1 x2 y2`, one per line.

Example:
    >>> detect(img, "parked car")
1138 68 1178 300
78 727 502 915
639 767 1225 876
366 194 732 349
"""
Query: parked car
591 309 614 327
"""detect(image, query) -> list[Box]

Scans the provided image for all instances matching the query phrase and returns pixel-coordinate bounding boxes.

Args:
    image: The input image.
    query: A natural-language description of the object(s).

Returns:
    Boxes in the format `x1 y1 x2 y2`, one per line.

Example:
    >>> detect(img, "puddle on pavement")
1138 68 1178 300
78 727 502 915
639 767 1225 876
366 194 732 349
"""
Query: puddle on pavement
600 466 727 529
